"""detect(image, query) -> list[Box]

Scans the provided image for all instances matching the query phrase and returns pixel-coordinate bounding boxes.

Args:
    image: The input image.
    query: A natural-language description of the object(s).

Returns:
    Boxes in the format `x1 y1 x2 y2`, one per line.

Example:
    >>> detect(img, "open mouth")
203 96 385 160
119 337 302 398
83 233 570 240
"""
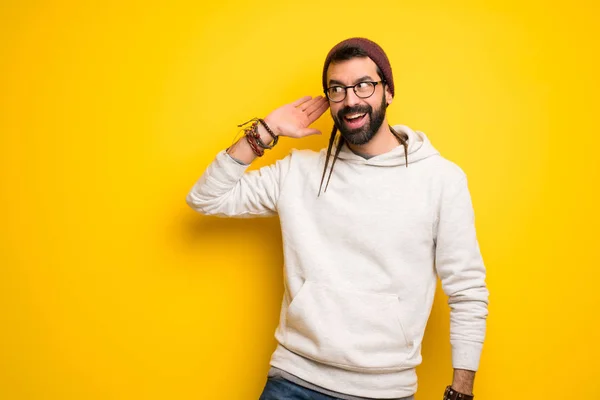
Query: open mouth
343 113 367 129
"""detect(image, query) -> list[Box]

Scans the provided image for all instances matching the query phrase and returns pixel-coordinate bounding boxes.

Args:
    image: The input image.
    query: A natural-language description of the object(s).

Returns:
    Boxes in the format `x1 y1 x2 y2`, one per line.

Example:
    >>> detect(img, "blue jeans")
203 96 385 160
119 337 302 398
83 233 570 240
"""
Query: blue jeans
258 375 415 400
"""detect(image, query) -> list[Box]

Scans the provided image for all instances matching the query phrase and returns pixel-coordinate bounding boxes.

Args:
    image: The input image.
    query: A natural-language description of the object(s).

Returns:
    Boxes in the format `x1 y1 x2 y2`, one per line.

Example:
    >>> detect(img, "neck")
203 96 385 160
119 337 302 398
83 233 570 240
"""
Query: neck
346 119 399 157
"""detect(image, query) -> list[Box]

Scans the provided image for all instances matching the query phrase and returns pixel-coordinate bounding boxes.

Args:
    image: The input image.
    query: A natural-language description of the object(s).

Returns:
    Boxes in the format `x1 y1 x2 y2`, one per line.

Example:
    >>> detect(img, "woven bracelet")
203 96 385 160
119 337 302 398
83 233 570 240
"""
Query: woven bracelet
245 131 264 157
244 122 265 156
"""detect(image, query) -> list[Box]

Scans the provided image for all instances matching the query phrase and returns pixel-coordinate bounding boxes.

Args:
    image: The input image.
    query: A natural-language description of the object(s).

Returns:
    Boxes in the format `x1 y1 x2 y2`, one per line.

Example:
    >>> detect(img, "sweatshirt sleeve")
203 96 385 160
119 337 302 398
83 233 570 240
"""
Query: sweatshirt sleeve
433 175 489 371
185 150 292 218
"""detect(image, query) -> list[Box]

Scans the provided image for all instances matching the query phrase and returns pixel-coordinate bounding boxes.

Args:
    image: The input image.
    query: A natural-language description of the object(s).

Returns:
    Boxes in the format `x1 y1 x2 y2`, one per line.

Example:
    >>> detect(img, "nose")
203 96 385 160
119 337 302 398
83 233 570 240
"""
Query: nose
343 87 361 108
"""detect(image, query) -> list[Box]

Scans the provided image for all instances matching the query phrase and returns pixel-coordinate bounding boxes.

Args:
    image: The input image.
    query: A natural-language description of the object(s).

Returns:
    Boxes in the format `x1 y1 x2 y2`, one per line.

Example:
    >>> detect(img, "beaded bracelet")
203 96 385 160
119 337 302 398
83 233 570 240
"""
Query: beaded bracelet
257 118 279 146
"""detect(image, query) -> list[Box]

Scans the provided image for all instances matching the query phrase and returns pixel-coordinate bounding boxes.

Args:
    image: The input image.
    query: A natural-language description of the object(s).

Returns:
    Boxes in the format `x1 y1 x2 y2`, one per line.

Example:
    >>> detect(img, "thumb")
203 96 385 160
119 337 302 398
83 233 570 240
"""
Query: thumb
297 128 322 137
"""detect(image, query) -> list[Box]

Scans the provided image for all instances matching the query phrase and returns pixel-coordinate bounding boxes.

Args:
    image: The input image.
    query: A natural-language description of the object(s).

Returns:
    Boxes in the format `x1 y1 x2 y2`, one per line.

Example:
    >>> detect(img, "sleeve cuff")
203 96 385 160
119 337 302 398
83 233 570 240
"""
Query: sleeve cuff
223 149 250 166
451 340 483 371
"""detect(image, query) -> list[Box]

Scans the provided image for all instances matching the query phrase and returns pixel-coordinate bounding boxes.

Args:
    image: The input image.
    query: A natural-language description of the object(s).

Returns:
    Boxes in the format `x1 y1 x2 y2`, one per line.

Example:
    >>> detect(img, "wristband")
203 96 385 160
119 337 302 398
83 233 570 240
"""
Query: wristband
443 386 474 400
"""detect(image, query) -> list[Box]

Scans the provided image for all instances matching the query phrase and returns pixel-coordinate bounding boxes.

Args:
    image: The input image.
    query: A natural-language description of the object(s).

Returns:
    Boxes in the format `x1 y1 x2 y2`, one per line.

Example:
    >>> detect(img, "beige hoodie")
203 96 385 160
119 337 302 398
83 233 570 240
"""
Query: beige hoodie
186 125 489 398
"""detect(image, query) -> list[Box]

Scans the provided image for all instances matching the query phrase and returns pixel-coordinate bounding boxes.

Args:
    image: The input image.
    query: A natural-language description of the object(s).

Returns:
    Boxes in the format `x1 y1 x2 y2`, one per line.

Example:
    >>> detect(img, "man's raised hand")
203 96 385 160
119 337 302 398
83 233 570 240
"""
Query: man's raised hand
264 96 329 139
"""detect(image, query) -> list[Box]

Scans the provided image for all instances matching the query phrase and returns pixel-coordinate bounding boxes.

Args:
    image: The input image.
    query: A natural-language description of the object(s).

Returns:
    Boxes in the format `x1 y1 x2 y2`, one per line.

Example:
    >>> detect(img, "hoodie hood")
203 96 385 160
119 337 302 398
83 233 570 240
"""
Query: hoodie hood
336 124 440 166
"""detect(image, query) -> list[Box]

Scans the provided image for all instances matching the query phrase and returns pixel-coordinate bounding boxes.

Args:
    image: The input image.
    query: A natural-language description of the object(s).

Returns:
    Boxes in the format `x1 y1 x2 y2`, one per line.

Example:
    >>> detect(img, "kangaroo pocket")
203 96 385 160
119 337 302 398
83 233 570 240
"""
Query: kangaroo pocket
283 281 413 372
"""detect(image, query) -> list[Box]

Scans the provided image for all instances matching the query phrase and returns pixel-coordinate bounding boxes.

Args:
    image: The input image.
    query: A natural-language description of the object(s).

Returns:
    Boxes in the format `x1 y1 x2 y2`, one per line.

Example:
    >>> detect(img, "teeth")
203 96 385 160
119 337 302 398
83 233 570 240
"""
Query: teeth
346 113 365 120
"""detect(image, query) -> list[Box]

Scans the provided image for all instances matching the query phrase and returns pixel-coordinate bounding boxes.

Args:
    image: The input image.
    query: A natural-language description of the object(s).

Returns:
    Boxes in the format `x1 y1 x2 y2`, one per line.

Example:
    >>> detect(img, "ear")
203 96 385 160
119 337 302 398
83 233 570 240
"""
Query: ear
385 86 393 105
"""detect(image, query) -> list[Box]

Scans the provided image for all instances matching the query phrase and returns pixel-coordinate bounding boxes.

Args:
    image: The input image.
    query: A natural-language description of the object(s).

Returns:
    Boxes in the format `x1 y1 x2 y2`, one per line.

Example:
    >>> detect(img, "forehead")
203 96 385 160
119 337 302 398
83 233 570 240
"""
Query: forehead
326 57 379 84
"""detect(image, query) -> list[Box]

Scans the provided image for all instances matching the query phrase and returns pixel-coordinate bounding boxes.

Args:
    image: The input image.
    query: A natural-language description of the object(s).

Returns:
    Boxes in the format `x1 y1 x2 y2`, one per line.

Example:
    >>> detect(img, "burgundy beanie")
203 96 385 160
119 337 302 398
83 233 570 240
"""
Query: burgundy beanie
322 37 394 97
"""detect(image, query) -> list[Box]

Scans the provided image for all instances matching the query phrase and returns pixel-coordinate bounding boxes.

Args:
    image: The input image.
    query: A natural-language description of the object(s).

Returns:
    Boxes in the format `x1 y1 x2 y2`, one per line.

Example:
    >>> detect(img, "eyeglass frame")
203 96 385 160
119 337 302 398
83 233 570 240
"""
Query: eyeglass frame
324 80 385 103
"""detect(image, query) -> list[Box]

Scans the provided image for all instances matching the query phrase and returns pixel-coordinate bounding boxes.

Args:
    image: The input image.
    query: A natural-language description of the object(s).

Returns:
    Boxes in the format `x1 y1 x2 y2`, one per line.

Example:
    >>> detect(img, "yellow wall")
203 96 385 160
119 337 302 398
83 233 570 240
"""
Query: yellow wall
1 1 598 399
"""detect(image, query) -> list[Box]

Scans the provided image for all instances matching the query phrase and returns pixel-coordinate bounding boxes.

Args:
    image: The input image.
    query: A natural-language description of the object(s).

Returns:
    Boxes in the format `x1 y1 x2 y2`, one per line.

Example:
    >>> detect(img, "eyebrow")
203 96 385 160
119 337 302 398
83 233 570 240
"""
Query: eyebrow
328 75 374 86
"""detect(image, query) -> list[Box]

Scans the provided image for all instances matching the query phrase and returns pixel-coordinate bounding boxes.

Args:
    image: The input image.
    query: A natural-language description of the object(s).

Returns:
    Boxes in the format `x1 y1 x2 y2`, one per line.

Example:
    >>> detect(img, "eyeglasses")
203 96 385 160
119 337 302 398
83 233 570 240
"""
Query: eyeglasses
324 81 384 103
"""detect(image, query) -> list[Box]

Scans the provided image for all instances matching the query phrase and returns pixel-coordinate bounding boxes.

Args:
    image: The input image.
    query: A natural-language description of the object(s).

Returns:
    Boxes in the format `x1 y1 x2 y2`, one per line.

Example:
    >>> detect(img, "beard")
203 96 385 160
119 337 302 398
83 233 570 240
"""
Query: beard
333 93 387 145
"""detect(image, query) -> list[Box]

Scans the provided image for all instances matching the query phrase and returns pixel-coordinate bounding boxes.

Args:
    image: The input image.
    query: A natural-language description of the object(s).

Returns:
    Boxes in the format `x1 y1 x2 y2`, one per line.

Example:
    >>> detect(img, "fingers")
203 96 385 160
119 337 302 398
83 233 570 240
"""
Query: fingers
294 95 327 112
304 96 327 115
307 99 330 123
291 96 313 107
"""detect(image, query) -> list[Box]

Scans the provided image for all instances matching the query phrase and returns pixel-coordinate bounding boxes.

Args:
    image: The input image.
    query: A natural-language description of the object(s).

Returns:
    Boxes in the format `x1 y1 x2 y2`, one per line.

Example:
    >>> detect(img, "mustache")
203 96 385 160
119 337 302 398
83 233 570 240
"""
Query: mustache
338 105 372 120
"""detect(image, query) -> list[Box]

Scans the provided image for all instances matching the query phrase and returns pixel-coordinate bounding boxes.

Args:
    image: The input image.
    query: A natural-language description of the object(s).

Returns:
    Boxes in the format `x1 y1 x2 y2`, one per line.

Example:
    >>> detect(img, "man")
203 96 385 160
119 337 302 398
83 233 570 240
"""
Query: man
186 37 489 400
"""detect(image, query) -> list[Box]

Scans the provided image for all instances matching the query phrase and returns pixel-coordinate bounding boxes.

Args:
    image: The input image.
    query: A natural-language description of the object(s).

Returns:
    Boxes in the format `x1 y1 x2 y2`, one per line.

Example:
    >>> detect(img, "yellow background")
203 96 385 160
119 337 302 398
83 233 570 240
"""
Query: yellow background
1 1 598 399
